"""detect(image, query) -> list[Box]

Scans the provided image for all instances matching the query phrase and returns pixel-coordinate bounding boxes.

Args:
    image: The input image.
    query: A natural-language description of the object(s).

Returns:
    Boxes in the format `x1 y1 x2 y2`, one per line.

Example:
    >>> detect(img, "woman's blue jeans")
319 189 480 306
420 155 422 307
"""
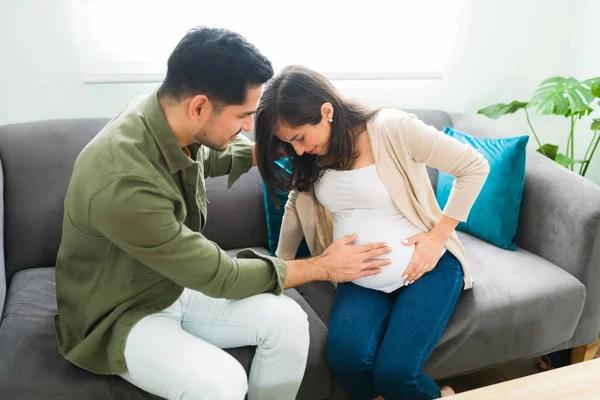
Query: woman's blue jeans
327 251 464 400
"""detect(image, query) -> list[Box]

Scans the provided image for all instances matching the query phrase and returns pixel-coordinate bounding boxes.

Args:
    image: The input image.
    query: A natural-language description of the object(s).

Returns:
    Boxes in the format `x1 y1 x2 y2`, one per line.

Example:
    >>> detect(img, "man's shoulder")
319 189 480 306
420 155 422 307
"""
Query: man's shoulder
78 100 161 183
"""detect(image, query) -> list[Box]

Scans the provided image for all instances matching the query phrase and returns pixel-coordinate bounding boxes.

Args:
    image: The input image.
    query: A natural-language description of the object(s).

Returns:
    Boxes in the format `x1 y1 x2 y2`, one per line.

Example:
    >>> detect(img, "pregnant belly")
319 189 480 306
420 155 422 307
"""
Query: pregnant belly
334 214 424 293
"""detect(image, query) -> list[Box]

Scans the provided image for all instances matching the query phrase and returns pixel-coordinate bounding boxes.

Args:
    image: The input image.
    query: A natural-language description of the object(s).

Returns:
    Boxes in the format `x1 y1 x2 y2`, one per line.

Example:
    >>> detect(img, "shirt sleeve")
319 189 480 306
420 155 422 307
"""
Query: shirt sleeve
397 112 490 222
89 176 287 299
200 134 253 188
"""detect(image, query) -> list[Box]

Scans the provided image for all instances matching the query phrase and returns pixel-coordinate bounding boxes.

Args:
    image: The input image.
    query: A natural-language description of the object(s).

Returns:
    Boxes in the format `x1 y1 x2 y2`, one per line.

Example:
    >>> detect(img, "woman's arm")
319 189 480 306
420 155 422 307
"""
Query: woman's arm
428 214 460 243
401 113 490 222
275 189 305 260
394 112 490 285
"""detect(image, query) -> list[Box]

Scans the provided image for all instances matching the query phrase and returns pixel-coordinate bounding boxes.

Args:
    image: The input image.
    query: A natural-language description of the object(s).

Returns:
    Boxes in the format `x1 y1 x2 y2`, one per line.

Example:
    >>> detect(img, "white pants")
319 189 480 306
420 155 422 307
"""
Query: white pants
119 289 310 400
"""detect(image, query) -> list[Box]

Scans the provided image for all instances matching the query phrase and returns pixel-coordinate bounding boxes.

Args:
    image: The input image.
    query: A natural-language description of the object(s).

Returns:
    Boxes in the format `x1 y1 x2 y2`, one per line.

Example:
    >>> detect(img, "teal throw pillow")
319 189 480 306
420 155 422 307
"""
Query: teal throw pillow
263 158 311 257
436 126 529 250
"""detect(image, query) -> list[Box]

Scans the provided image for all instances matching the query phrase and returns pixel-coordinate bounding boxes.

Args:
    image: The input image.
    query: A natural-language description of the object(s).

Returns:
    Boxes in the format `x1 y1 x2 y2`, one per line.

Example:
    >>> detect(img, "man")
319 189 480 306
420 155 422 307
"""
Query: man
54 27 391 400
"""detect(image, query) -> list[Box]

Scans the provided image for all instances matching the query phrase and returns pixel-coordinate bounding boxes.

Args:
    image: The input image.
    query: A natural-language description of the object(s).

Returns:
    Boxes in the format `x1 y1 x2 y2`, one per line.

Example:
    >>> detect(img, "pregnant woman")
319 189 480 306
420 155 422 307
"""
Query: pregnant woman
255 65 489 400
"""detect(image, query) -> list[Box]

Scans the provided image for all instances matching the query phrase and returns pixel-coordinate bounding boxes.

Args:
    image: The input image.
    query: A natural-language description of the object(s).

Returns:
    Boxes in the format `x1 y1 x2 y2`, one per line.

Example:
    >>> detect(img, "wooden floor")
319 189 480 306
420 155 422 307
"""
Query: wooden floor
436 351 600 394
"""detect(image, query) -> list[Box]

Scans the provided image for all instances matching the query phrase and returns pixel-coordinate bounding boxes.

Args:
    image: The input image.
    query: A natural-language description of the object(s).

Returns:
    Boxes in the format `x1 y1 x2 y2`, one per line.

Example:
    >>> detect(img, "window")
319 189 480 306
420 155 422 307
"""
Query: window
79 0 464 83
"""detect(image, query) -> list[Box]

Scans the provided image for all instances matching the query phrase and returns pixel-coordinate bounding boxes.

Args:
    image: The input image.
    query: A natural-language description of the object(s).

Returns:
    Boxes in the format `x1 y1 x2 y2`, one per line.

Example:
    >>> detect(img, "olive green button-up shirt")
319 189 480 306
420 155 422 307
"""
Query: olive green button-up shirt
53 90 287 375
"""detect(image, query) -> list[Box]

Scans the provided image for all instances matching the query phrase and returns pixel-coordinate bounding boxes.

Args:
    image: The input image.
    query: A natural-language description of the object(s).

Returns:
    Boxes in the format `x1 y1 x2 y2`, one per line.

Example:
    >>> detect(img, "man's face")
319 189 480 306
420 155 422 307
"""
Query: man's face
193 85 263 151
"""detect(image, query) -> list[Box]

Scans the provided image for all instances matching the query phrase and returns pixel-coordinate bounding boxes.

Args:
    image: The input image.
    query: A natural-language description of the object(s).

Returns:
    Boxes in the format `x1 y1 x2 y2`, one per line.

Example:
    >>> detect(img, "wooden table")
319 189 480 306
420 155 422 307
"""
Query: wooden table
446 358 600 400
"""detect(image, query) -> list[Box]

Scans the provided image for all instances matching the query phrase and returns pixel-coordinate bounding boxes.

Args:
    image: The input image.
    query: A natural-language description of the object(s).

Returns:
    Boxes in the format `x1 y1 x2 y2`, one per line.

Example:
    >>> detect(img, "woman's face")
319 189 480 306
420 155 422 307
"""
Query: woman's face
273 105 334 157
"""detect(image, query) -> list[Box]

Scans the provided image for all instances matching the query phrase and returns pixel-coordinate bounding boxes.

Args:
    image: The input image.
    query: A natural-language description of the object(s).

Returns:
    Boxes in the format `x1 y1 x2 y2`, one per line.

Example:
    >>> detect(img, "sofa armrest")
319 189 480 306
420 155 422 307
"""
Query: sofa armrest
0 250 4 321
0 272 4 325
517 151 600 344
451 111 600 344
0 160 5 322
515 150 600 283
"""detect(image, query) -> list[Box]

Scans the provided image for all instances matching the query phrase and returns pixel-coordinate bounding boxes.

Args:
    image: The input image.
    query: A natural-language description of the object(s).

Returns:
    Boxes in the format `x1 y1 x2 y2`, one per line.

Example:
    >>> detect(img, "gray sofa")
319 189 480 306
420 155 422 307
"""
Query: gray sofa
0 111 599 400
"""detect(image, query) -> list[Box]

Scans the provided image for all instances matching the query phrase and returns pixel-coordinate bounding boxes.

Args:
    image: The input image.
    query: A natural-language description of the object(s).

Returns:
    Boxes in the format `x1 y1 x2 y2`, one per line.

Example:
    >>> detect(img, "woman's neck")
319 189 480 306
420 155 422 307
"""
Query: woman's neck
318 127 372 170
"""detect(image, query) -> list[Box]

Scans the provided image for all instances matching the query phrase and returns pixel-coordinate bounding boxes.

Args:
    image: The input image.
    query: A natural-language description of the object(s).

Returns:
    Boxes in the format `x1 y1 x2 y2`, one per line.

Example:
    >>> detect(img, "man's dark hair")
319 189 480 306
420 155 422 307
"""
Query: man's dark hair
158 26 273 106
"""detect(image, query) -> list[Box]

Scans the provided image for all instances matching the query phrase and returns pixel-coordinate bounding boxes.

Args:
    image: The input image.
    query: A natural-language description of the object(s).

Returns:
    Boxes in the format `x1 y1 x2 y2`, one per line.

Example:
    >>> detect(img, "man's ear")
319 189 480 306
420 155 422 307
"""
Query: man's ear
188 94 210 121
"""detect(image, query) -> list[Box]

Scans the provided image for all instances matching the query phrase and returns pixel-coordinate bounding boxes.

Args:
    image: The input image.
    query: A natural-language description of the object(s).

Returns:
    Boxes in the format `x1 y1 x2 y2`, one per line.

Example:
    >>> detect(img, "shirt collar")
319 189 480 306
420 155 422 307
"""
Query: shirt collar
143 88 196 174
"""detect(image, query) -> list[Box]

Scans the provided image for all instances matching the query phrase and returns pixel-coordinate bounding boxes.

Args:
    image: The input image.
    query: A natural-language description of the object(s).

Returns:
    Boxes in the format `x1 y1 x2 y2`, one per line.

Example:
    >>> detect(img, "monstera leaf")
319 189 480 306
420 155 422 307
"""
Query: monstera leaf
590 77 600 98
537 144 558 160
530 76 595 117
555 153 577 168
477 101 528 119
478 76 599 178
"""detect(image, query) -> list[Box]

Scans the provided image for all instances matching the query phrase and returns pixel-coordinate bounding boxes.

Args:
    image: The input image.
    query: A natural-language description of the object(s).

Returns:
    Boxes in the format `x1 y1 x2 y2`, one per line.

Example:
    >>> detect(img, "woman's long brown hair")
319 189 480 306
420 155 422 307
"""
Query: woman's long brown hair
255 65 379 206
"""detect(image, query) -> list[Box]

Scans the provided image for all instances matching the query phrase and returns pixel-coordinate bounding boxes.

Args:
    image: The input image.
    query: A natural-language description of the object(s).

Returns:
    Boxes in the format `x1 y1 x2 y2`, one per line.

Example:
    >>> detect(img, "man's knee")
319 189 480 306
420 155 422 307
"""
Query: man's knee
280 295 309 333
256 294 309 336
255 294 310 361
186 361 248 400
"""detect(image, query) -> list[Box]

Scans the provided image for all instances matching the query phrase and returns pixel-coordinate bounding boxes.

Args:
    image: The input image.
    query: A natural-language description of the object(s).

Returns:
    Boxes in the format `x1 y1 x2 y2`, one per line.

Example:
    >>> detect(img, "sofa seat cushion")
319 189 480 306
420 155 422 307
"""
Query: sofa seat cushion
0 261 345 400
0 268 153 400
425 232 585 378
293 234 586 380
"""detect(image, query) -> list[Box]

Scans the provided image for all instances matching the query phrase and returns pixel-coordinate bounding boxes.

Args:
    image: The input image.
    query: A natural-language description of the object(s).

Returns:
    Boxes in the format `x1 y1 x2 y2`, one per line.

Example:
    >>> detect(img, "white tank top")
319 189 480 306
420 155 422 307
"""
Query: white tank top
314 164 429 292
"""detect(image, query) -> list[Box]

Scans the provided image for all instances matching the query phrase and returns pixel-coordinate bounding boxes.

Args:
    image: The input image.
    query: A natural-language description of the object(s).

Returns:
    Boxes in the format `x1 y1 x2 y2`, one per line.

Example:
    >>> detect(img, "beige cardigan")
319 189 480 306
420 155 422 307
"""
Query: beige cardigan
275 109 490 290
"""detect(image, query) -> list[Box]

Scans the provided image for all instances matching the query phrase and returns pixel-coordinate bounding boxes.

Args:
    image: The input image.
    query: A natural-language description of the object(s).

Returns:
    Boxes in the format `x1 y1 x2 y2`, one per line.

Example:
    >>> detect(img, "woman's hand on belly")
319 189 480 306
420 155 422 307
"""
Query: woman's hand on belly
401 232 446 286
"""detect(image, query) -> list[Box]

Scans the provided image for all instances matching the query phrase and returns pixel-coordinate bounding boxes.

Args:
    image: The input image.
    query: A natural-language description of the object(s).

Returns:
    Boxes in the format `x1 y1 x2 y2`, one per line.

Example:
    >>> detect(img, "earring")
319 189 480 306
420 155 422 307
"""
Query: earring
329 118 333 123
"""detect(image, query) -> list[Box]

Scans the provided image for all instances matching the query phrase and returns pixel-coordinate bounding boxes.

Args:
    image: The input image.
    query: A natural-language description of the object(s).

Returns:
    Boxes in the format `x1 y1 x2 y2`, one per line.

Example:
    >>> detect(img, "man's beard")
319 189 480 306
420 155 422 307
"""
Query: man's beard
192 124 241 151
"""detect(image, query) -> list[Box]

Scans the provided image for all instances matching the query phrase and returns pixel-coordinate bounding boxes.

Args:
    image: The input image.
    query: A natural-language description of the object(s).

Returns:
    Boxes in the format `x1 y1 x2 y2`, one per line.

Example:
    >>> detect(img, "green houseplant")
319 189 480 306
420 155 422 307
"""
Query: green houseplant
477 76 600 177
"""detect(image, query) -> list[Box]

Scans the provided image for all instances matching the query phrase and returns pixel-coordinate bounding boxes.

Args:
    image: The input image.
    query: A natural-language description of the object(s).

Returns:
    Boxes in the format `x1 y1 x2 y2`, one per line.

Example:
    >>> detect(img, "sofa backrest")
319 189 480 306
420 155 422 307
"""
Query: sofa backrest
0 118 269 283
202 168 269 250
0 119 110 282
0 159 5 317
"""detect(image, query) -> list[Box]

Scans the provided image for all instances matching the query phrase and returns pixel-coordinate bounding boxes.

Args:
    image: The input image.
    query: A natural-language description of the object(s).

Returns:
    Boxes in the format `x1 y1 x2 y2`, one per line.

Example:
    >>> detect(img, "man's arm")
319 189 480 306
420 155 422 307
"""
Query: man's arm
202 134 254 188
90 176 286 299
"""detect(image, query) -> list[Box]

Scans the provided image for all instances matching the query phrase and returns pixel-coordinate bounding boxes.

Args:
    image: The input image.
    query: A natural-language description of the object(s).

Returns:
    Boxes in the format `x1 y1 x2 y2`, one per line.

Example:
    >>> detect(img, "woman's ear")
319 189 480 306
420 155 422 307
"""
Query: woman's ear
321 102 334 123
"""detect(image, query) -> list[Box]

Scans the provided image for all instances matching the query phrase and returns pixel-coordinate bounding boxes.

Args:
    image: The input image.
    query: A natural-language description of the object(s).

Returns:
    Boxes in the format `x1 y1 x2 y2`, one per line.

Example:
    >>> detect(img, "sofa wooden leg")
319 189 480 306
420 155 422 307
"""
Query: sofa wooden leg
571 336 600 364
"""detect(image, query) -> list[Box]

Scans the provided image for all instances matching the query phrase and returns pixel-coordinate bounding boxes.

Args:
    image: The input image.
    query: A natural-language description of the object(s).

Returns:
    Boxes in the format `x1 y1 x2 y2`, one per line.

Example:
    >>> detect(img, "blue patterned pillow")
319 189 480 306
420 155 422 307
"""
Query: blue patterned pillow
436 126 529 250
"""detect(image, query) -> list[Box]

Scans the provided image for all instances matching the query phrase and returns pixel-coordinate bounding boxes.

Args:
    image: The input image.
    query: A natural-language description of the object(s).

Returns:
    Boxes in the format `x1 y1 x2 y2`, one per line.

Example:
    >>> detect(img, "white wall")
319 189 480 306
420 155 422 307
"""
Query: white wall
564 0 600 183
0 0 156 124
0 0 597 183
